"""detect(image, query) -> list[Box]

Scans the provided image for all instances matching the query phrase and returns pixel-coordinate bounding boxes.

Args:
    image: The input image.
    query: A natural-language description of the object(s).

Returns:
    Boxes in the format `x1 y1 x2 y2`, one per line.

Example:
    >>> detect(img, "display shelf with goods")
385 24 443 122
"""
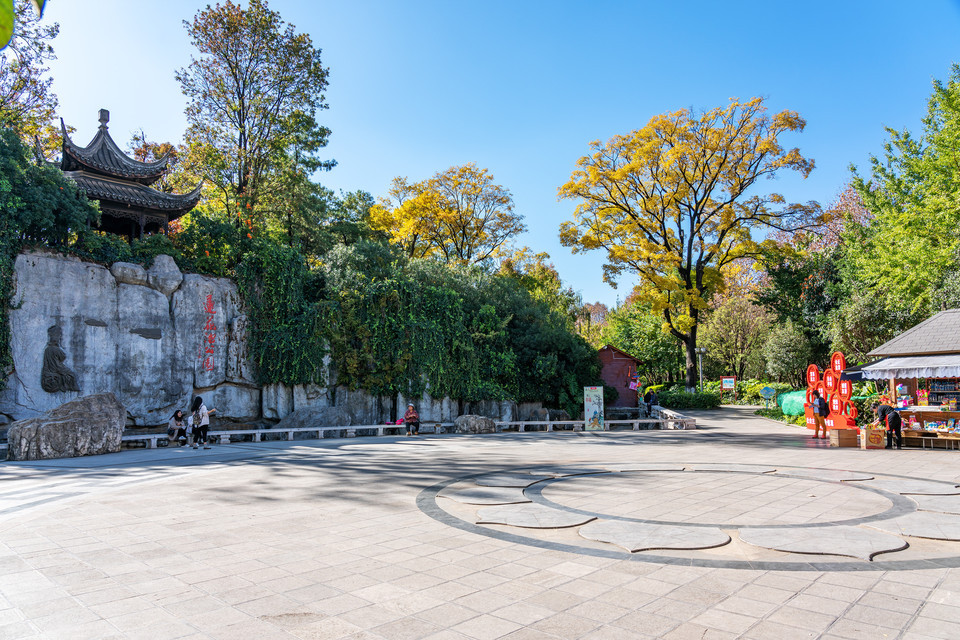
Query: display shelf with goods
929 378 960 406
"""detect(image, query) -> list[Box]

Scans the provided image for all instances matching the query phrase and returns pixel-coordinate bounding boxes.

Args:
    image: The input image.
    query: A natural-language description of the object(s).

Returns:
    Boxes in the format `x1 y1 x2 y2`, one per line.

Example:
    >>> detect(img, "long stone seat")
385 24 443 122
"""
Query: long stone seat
116 410 695 449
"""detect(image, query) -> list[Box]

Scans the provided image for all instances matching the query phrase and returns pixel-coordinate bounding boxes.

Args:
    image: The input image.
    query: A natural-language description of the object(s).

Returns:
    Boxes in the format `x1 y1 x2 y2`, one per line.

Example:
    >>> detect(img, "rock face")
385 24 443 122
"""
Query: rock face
6 393 125 460
276 406 350 430
6 251 249 425
454 415 497 434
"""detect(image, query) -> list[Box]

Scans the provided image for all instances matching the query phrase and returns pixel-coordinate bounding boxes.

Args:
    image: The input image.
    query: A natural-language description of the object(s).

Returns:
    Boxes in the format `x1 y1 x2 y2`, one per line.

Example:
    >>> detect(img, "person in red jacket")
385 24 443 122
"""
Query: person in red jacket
404 404 420 436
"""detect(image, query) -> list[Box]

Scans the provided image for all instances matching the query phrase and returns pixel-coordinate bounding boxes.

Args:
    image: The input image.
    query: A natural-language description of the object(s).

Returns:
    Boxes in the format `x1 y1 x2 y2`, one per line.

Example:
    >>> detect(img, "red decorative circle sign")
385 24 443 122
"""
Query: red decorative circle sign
806 389 816 404
806 364 820 388
830 395 843 414
823 369 837 393
831 351 846 374
837 378 852 401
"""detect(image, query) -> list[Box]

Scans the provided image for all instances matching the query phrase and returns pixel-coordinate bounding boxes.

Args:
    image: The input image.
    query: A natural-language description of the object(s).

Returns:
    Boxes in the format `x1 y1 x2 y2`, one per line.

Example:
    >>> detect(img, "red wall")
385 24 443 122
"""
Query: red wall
599 347 639 407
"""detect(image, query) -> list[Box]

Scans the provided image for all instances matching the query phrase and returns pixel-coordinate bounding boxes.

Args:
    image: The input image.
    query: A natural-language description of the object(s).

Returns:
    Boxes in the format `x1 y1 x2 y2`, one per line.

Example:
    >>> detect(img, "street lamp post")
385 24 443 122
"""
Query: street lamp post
695 347 706 393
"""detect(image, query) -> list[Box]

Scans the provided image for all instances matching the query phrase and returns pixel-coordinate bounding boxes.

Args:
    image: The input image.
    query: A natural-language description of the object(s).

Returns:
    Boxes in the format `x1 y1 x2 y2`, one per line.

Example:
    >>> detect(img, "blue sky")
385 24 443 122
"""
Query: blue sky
44 0 960 307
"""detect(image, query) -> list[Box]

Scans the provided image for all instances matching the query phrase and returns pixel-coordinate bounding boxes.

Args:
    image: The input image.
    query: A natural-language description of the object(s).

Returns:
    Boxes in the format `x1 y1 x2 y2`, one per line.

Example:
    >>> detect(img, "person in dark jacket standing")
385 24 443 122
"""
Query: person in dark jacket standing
875 404 903 449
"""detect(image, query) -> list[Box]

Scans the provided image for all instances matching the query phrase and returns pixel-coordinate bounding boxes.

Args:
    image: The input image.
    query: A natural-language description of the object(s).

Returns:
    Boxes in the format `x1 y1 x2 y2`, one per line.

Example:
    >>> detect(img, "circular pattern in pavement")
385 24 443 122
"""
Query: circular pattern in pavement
418 463 960 571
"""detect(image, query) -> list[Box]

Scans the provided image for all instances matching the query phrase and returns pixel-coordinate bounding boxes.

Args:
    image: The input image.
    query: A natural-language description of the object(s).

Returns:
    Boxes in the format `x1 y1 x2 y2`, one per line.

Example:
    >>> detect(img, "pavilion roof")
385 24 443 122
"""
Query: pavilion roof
65 171 202 217
60 110 170 185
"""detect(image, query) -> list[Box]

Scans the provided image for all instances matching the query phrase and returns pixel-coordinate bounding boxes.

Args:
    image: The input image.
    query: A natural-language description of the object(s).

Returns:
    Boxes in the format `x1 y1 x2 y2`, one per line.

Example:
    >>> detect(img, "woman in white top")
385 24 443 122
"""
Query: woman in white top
190 396 216 449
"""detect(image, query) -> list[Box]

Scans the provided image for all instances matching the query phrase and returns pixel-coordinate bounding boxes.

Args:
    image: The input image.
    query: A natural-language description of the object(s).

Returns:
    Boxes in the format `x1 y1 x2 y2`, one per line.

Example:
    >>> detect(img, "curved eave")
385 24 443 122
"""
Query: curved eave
66 171 201 218
60 118 170 185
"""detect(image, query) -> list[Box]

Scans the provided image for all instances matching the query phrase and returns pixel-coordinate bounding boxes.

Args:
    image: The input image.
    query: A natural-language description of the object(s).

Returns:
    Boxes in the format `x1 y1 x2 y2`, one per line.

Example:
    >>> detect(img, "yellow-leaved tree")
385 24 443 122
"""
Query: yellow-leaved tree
558 97 818 388
370 163 526 264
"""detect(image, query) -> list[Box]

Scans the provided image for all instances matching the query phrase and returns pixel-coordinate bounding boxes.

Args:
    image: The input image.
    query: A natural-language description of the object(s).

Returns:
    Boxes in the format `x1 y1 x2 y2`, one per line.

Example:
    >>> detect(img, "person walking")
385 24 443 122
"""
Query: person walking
404 403 420 436
190 396 216 449
811 390 828 439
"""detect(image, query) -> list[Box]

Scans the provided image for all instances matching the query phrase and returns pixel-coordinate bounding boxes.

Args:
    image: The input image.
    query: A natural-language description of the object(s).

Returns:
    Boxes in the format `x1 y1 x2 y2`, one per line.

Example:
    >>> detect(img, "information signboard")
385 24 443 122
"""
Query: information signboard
583 386 605 431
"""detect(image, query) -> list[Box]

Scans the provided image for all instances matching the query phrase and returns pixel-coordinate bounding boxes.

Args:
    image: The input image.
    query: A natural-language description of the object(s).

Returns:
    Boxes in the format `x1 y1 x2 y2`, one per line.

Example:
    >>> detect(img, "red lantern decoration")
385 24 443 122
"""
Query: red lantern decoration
838 378 852 401
830 395 843 414
806 364 820 388
831 351 847 374
823 369 837 393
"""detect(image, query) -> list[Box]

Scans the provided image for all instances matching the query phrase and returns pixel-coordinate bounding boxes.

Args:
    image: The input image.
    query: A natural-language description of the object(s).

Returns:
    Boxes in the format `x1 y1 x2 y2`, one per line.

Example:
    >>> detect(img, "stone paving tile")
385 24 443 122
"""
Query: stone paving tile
743 619 821 639
766 606 838 634
611 610 682 637
529 611 599 638
660 622 739 639
825 618 903 640
689 608 759 635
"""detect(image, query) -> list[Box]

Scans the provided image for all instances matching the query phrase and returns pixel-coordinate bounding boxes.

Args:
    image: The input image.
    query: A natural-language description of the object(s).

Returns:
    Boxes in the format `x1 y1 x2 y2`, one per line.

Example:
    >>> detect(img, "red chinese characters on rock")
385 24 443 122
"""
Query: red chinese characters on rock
198 294 216 372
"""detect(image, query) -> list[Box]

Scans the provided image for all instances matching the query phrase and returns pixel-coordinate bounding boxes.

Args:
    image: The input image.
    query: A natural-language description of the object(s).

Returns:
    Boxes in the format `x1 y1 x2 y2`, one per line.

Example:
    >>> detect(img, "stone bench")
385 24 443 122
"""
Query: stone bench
114 412 696 450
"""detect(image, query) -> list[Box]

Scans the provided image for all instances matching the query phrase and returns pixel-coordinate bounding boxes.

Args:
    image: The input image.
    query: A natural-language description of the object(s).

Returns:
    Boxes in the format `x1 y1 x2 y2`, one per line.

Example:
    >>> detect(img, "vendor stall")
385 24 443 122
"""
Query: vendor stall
861 309 960 449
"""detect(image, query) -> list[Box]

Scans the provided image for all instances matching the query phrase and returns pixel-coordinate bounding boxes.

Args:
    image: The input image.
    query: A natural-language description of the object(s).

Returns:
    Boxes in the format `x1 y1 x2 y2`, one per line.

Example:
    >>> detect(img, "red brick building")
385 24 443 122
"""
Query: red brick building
598 345 641 407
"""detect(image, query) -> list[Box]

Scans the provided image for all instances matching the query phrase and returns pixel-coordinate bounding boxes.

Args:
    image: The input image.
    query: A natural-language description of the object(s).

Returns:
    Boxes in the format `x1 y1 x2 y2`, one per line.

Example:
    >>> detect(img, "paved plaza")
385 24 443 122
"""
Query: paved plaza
2 408 960 639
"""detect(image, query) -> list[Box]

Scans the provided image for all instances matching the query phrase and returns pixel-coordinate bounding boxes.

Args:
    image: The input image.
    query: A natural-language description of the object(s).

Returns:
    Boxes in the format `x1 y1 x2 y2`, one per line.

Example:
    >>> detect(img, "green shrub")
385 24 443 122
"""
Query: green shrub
658 390 721 409
754 407 806 425
851 394 881 426
702 378 795 405
602 385 620 407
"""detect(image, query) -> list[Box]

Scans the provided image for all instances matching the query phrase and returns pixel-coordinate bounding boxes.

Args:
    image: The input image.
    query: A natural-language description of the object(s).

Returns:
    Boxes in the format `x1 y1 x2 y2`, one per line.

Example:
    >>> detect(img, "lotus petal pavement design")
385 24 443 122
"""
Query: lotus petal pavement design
474 473 550 487
523 466 606 477
773 468 873 482
909 494 960 515
477 503 596 528
439 486 530 505
688 464 777 474
739 525 907 561
601 463 686 472
579 519 730 553
855 478 960 495
867 511 960 541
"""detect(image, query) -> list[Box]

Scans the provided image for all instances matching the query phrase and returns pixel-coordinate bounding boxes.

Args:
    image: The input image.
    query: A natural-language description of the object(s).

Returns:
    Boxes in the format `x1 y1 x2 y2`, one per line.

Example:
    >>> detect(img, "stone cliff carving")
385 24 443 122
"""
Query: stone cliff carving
40 324 80 393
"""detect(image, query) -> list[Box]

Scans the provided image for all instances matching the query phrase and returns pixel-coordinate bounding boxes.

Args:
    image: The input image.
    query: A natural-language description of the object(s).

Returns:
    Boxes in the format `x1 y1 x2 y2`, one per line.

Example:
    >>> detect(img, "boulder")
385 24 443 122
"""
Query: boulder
6 393 125 461
110 262 148 286
454 414 497 434
262 383 294 420
548 409 571 421
209 384 261 422
335 387 388 425
523 406 549 421
292 383 328 411
146 254 183 296
276 405 351 430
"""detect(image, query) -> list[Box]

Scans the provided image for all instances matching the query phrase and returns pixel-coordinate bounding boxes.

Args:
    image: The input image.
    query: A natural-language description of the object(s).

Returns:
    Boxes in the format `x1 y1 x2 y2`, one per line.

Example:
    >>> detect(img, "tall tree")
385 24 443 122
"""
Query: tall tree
0 0 57 145
176 0 334 223
370 164 526 264
559 97 817 387
850 64 960 313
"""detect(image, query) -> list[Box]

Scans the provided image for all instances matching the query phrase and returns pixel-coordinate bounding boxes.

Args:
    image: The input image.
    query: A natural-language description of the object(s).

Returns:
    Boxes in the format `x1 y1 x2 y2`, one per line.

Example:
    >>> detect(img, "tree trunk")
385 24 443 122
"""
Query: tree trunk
685 338 697 390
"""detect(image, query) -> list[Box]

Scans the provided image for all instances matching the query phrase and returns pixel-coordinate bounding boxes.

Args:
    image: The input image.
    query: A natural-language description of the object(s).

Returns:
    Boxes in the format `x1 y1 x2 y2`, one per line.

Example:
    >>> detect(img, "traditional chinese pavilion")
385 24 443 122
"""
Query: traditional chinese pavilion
59 109 201 238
